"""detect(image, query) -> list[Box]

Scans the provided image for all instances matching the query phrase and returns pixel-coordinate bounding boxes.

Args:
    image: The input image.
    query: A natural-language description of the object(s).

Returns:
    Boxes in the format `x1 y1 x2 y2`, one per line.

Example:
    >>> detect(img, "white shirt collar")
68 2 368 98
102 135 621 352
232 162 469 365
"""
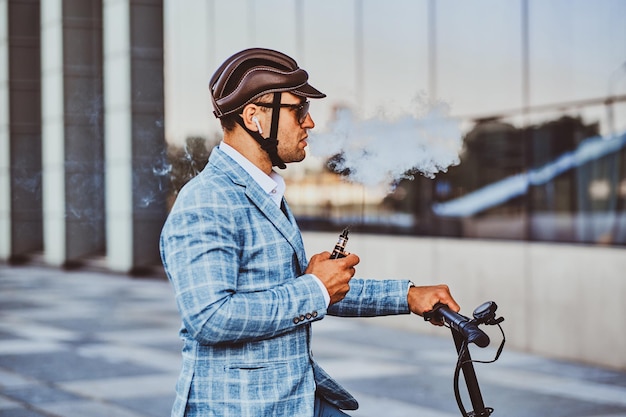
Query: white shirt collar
219 141 285 207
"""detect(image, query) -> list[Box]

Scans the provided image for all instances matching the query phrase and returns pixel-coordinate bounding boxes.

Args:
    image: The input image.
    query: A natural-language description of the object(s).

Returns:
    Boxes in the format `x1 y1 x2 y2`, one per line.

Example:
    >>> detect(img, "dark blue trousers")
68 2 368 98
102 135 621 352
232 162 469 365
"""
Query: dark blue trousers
314 395 351 417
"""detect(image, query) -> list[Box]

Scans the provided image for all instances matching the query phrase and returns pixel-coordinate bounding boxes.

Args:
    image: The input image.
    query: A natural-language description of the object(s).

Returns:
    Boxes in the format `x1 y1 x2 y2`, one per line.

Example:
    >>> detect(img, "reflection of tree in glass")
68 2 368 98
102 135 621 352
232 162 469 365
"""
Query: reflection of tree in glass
166 136 218 198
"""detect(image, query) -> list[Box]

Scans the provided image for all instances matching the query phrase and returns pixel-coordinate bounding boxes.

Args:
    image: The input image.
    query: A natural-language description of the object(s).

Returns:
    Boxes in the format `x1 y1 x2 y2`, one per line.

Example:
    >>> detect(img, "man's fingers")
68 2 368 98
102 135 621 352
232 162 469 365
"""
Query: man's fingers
340 253 360 267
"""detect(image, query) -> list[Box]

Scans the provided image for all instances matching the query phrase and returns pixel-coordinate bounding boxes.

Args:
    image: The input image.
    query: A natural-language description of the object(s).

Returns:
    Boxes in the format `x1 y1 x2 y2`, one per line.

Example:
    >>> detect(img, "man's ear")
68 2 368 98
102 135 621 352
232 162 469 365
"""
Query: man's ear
241 105 263 134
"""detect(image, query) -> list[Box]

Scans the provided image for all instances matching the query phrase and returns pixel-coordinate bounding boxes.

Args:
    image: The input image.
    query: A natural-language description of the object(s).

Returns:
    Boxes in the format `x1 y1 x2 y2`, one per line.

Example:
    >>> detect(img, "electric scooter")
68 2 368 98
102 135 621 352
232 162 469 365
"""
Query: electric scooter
424 301 506 416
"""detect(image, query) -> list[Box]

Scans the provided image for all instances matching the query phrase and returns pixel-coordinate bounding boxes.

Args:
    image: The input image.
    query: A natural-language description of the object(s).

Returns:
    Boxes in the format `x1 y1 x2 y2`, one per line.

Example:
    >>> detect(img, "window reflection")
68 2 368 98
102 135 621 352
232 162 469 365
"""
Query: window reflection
290 109 626 246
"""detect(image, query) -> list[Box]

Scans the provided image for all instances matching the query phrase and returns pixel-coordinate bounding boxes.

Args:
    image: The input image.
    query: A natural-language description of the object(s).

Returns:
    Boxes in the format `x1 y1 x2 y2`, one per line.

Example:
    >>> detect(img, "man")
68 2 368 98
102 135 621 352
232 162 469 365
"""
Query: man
160 47 460 417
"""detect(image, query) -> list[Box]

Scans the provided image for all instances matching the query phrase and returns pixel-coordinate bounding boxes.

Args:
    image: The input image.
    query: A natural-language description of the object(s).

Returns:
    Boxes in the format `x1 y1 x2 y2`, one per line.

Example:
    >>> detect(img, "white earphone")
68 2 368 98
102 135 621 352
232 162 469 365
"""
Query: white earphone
252 116 263 135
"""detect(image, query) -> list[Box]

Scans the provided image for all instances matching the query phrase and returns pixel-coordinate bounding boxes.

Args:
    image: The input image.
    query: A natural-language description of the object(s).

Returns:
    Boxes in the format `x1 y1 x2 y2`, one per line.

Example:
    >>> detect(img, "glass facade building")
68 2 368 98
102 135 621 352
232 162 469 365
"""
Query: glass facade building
164 0 626 247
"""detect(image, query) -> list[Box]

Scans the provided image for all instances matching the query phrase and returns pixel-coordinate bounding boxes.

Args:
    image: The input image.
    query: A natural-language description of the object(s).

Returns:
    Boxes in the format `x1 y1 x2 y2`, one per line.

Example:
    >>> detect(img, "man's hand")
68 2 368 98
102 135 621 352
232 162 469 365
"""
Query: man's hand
408 284 460 326
305 251 360 305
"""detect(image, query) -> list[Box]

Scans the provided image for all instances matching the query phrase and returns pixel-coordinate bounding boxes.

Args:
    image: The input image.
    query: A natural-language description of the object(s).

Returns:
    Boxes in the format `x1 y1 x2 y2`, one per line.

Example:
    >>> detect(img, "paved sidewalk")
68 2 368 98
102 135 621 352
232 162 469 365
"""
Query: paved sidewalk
1 265 626 417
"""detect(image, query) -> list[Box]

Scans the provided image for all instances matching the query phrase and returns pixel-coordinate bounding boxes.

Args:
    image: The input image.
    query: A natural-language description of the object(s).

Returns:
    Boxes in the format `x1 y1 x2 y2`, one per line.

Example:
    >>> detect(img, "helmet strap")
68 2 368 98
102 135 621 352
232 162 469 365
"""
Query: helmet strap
235 92 286 169
269 92 282 139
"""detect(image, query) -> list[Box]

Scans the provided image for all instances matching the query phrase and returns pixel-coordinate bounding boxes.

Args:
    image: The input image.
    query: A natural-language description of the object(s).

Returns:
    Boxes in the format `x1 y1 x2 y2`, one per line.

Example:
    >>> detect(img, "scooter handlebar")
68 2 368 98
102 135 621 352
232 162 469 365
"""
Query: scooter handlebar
425 303 491 348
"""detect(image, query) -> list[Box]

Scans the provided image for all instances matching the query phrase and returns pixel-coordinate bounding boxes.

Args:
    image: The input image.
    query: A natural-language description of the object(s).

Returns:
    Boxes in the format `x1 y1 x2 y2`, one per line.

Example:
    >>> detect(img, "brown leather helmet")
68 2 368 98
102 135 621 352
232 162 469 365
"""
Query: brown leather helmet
209 48 326 118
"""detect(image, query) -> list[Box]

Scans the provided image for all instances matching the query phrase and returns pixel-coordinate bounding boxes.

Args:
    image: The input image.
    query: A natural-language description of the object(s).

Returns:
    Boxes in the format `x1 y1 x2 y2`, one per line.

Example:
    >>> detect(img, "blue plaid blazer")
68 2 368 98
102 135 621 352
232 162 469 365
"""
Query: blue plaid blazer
160 147 411 416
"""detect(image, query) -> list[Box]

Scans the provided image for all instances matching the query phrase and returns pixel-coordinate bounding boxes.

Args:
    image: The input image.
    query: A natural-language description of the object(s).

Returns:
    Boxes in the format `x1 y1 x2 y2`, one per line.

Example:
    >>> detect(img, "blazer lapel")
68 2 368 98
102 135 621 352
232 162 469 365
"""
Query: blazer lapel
280 198 308 272
244 186 308 271
210 148 308 271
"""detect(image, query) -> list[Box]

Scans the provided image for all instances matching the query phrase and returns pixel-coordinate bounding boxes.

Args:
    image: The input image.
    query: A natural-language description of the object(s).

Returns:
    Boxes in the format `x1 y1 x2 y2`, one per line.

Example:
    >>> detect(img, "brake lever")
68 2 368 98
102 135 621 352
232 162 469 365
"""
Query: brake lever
423 302 446 322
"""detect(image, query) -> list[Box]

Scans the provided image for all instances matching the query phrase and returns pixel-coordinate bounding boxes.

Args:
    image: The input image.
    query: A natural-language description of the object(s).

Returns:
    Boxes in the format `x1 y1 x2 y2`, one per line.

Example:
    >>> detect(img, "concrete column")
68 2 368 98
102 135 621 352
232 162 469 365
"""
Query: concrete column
41 0 105 267
0 0 43 263
104 0 167 274
0 0 8 261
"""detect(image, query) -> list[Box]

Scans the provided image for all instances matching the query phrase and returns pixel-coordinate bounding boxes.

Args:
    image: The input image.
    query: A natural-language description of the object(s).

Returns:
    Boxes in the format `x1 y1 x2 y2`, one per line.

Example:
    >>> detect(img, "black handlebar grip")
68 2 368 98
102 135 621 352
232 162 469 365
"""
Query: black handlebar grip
427 303 490 348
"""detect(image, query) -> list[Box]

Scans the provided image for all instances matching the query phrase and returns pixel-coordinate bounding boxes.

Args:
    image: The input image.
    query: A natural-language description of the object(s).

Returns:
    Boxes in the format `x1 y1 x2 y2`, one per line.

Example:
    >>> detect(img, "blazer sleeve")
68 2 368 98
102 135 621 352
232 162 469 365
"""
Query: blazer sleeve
160 186 327 346
327 278 411 317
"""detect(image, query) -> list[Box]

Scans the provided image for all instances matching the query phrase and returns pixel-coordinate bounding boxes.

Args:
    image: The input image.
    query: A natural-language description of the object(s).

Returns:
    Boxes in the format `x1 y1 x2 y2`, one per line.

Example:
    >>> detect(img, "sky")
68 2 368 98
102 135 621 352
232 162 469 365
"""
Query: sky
163 0 626 148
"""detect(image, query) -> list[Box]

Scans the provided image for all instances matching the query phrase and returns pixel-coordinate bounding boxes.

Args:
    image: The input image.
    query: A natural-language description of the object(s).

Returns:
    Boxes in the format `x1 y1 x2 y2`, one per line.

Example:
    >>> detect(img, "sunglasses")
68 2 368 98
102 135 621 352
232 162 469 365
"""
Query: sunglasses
253 100 310 124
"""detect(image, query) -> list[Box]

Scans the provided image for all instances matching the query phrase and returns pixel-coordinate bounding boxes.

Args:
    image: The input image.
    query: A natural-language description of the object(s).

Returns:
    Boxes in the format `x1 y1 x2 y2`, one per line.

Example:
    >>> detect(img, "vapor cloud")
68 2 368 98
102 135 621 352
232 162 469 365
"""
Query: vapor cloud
308 102 462 191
